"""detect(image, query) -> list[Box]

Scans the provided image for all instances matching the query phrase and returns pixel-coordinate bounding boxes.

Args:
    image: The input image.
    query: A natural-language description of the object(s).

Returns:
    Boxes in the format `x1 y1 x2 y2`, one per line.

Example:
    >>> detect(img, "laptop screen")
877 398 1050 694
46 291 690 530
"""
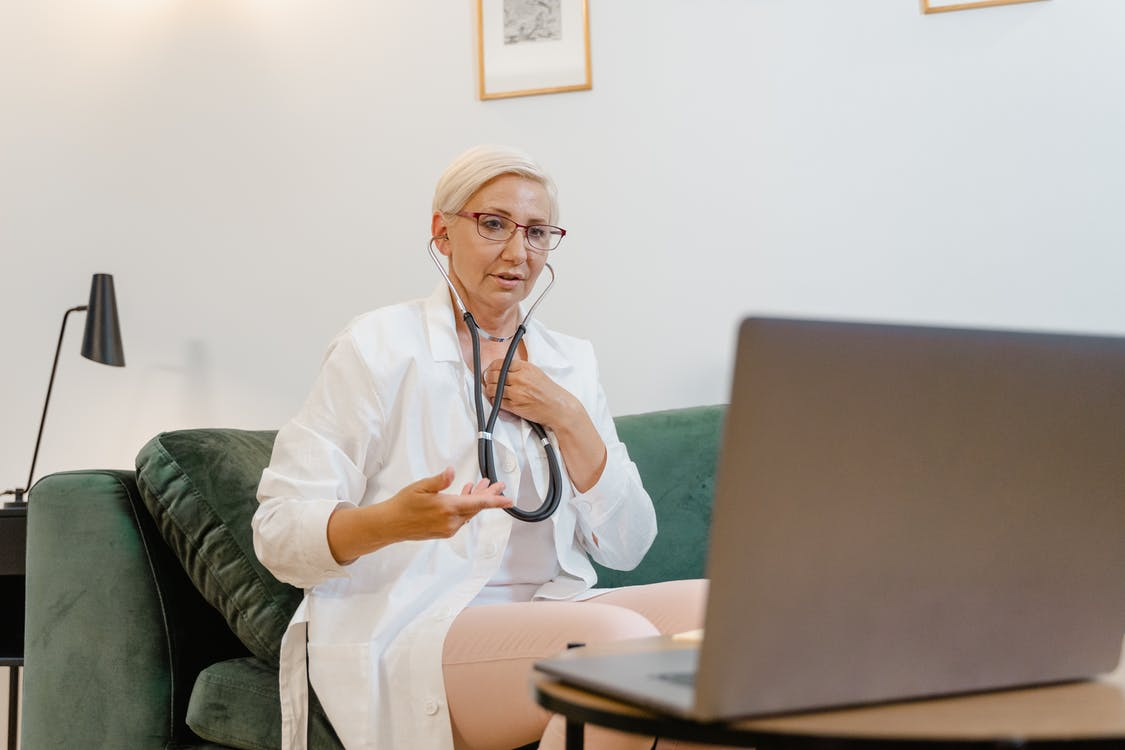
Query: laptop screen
696 317 1125 719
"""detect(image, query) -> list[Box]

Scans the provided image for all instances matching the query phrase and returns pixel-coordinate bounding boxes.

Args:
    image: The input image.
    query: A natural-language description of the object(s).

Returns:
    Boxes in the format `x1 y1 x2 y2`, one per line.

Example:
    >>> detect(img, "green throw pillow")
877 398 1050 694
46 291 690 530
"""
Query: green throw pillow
136 429 300 665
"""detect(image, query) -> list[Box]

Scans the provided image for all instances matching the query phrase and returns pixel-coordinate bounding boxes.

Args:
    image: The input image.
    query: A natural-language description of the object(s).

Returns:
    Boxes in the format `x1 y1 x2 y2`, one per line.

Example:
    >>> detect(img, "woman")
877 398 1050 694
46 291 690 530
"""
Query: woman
253 145 708 750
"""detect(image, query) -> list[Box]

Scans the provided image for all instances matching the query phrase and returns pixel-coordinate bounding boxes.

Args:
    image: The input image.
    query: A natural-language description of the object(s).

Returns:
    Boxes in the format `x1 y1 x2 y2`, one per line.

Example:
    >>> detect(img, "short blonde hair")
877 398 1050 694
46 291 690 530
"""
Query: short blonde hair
432 145 559 224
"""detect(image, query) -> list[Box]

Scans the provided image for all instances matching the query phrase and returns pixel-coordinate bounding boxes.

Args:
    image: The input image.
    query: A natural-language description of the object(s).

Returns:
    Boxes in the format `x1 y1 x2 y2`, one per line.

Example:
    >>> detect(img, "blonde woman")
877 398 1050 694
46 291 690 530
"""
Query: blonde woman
254 145 707 750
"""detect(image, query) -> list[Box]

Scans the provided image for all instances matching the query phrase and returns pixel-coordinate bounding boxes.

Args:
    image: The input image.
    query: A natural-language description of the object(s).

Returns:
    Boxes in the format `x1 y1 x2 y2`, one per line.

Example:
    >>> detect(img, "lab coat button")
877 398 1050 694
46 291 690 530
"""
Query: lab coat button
503 454 517 472
484 542 499 557
423 697 440 715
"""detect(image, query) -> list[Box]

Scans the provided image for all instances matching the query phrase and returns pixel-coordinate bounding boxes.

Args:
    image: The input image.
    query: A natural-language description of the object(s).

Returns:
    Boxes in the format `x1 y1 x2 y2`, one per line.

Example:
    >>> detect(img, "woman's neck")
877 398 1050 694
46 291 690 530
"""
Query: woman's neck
447 286 520 341
453 305 526 372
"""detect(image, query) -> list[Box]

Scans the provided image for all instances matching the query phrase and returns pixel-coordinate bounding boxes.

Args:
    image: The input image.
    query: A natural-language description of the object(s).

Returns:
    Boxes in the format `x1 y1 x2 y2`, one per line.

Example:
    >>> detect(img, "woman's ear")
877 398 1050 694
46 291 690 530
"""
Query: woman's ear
431 212 452 256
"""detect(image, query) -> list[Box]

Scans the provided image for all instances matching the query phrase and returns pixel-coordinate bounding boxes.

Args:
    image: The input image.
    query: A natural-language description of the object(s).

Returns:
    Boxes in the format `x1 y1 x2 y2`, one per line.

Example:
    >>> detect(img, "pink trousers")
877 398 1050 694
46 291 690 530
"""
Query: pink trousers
442 579 724 750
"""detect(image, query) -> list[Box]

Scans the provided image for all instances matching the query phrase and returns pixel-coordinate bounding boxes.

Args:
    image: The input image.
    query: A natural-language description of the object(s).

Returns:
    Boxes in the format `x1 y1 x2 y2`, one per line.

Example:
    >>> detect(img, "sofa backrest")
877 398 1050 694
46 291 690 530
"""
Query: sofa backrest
596 404 724 587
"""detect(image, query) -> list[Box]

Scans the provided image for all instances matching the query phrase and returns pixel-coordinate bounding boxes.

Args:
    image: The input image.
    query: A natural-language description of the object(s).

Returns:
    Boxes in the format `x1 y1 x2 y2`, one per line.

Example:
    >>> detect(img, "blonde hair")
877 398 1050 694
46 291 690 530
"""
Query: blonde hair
432 145 559 224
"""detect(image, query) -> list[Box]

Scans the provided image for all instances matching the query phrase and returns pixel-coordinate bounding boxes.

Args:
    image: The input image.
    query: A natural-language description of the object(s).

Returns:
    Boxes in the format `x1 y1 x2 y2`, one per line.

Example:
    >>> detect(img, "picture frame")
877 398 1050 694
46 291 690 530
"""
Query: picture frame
476 0 592 100
922 0 1047 13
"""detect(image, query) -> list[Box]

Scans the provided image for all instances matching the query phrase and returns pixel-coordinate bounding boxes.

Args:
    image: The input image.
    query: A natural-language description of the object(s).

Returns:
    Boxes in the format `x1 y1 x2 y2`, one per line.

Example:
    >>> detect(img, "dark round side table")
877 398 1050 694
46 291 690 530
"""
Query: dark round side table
534 639 1125 750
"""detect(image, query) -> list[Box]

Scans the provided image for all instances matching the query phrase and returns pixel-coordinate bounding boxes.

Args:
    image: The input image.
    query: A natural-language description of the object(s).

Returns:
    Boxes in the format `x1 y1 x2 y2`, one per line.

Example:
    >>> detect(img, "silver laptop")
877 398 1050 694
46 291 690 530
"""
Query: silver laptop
536 316 1125 721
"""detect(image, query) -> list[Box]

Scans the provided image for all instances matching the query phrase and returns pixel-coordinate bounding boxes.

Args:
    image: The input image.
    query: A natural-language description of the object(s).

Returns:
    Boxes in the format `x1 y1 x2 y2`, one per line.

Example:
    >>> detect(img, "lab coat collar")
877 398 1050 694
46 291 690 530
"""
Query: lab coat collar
422 283 571 374
423 284 462 363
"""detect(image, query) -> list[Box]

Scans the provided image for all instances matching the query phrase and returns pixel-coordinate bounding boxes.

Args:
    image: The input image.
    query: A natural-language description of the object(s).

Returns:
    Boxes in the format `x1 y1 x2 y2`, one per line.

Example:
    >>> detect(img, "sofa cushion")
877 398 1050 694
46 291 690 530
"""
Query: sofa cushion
136 429 300 665
594 404 724 587
188 657 341 750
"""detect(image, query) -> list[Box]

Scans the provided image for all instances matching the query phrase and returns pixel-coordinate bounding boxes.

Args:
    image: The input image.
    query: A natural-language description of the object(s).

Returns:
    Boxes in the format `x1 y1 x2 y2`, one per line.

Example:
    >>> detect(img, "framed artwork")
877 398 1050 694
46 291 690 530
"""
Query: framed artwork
922 0 1048 13
476 0 592 100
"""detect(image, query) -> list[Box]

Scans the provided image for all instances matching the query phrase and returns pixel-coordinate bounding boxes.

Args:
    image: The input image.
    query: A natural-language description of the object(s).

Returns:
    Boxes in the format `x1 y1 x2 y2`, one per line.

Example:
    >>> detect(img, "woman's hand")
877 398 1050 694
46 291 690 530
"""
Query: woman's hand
482 359 608 493
482 358 580 429
388 468 511 539
326 468 511 564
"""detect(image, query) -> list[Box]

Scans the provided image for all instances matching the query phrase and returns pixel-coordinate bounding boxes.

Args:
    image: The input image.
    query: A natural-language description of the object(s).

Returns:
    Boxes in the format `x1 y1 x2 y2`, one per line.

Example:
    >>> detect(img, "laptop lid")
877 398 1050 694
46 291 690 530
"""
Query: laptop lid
694 317 1125 719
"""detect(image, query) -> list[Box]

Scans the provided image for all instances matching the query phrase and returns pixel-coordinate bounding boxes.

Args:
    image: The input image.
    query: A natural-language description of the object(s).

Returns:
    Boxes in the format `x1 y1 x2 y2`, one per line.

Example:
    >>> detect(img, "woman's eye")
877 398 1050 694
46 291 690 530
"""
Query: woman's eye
480 217 506 231
527 227 547 241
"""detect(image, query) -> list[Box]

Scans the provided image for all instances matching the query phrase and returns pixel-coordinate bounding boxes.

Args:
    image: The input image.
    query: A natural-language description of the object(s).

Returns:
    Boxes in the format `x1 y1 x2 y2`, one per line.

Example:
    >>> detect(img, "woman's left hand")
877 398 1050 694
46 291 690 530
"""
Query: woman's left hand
482 358 578 429
482 358 608 493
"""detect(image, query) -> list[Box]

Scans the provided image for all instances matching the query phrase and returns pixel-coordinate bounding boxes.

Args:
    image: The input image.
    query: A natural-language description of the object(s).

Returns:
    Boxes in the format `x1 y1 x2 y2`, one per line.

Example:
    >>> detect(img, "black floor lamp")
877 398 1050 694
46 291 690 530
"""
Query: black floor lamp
2 273 126 507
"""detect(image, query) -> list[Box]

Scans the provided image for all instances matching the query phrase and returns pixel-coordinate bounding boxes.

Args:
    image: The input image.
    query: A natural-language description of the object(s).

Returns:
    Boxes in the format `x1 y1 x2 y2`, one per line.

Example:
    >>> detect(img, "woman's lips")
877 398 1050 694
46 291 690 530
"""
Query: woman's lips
492 273 524 290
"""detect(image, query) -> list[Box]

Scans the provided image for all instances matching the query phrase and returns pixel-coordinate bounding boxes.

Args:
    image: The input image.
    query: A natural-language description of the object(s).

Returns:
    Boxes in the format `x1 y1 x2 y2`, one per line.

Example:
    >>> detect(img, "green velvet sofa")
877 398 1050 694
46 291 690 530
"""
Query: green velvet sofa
22 404 722 749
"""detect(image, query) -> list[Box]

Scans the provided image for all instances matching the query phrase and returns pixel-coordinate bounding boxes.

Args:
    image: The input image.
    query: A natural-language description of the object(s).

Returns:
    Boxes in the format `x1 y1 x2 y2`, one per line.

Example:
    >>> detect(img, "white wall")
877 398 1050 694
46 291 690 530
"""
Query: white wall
2 0 1124 488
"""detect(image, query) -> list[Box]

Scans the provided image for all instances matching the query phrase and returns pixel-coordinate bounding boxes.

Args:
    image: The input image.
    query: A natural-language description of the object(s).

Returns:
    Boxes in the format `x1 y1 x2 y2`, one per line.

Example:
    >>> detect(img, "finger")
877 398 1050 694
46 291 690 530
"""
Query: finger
481 361 500 385
442 488 512 518
460 493 513 512
459 478 492 495
481 493 514 510
469 478 504 494
414 467 455 494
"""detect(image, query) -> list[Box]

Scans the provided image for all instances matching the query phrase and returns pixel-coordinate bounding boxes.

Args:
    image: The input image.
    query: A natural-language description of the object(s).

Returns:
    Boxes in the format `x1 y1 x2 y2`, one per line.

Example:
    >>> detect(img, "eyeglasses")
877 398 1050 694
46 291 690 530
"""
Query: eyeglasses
455 211 567 252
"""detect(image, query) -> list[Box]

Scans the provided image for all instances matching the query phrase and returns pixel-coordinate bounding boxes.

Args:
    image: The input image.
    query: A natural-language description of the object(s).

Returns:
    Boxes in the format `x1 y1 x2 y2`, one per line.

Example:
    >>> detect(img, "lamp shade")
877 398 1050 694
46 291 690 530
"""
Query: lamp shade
81 273 125 367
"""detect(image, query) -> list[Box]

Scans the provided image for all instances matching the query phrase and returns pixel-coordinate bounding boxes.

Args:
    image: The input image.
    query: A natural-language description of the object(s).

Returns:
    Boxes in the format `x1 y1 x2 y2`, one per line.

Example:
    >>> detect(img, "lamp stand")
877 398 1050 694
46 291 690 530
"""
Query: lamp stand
2 305 87 508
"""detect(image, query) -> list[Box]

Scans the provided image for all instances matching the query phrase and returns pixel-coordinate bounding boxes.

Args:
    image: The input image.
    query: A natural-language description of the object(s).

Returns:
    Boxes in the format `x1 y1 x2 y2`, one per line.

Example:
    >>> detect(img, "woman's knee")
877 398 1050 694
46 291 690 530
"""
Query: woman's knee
561 601 661 645
586 579 709 635
444 600 659 667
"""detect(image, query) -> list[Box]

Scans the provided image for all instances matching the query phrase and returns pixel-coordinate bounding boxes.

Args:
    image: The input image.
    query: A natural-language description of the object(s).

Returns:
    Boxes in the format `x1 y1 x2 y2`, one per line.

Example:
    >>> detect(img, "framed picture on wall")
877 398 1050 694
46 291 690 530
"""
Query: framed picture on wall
476 0 592 100
922 0 1047 13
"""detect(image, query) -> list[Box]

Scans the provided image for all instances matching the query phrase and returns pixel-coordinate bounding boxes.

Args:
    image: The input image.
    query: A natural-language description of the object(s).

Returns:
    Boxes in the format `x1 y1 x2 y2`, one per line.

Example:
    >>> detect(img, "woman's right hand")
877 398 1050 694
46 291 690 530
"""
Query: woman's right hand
326 468 511 564
387 468 511 540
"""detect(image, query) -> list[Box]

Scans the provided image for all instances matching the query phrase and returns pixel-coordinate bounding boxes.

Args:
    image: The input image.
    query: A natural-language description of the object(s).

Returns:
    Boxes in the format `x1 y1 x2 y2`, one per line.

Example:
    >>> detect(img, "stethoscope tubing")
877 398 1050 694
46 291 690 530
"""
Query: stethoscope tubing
428 238 563 522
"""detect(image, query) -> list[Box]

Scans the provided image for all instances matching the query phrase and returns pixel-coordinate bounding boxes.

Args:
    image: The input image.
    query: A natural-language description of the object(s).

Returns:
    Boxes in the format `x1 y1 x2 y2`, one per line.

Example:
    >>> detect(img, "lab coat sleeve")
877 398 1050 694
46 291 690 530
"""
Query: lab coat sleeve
568 377 658 572
253 330 386 590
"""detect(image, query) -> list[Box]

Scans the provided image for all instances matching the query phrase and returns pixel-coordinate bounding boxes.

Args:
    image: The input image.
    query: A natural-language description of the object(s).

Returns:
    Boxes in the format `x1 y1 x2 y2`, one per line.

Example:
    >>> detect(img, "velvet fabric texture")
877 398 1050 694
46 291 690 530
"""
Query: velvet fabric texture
594 404 724 587
135 428 298 665
188 657 342 749
23 470 247 749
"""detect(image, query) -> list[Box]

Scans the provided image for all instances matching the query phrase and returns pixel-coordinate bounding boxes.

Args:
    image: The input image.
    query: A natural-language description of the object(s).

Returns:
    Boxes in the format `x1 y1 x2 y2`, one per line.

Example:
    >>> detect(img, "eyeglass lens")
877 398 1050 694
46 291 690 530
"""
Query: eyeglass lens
476 214 564 251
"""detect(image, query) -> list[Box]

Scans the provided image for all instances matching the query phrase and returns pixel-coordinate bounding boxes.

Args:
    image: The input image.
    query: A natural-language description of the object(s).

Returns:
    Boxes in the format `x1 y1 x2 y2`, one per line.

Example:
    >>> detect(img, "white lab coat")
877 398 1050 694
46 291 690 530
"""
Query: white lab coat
252 284 657 750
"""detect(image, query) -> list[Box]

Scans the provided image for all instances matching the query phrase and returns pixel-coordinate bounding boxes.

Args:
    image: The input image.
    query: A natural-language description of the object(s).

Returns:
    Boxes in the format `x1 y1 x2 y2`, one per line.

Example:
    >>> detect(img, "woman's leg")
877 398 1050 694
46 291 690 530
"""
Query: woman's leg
576 580 728 750
443 600 658 750
443 580 711 750
583 580 709 636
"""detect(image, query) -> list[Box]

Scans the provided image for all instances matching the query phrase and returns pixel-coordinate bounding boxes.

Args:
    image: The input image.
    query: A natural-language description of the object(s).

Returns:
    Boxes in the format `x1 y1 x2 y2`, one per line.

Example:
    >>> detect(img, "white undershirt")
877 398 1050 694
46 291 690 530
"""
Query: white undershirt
469 410 561 606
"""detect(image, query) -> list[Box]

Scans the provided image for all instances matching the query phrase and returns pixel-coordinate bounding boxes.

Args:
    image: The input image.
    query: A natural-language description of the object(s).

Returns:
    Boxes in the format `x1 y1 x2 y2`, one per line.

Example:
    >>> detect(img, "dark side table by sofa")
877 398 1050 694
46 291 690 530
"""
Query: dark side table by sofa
0 504 26 750
534 636 1125 750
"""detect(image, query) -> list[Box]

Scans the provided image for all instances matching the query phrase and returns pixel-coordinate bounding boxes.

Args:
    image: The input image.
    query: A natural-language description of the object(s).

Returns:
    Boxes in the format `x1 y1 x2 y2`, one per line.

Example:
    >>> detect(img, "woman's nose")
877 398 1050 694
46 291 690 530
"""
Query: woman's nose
500 228 530 261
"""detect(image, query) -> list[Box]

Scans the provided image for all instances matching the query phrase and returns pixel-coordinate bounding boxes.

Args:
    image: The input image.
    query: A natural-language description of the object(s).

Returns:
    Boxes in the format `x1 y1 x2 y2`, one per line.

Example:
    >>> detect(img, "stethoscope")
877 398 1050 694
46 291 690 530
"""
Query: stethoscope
427 237 562 523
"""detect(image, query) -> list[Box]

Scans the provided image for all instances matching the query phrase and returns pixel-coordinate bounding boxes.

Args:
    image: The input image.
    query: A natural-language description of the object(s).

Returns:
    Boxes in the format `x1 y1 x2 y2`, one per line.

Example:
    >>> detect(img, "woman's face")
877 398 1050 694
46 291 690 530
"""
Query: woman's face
432 174 552 323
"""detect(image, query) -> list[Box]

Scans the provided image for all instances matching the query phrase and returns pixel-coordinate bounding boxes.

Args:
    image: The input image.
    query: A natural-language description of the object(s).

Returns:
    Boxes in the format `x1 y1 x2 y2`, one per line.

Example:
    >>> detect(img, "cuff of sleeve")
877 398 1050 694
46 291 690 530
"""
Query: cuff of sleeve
569 454 629 527
298 498 356 577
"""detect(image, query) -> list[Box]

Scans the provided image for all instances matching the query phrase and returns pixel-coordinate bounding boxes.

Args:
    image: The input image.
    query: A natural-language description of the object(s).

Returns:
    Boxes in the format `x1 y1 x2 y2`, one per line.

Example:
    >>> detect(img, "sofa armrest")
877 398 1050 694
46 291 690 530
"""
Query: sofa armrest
23 470 247 749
